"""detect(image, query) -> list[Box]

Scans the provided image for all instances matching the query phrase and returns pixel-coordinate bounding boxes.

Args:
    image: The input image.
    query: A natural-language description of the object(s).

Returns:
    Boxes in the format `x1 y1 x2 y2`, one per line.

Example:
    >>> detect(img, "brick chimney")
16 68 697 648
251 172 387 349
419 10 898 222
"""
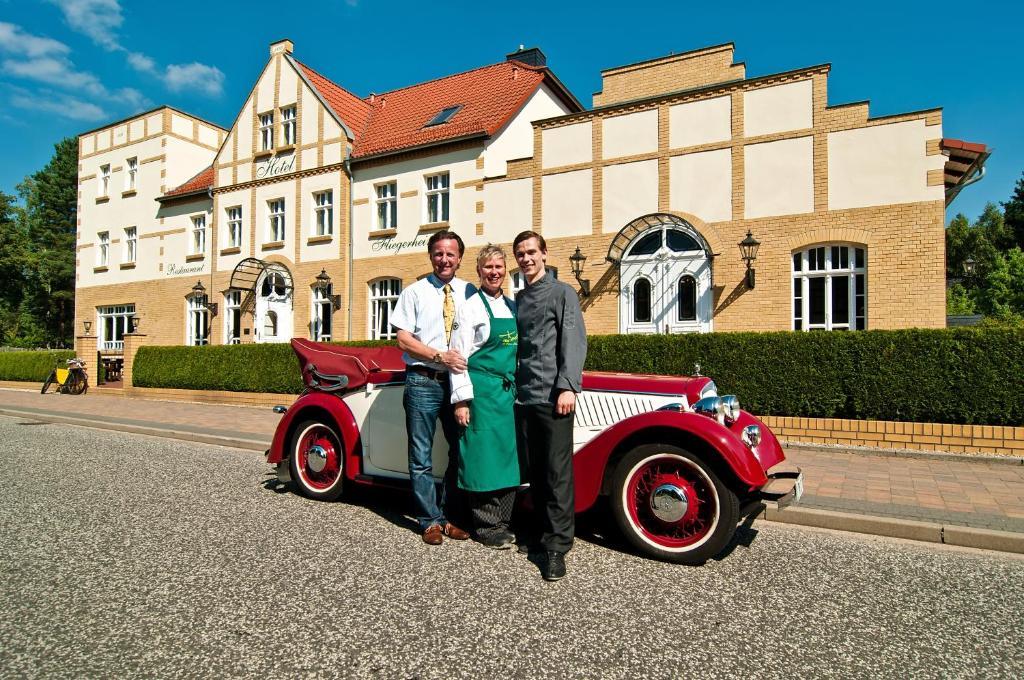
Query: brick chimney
270 39 294 56
506 46 546 68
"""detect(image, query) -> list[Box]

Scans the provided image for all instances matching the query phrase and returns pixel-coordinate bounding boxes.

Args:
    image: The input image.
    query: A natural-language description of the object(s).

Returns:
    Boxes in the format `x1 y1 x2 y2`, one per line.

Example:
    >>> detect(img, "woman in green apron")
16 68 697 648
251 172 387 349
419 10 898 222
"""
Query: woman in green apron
450 245 521 549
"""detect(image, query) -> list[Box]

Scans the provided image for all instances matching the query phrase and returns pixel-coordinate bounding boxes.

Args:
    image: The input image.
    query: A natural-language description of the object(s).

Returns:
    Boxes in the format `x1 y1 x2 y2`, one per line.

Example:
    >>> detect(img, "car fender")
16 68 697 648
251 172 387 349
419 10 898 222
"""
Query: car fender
267 392 363 480
572 410 771 512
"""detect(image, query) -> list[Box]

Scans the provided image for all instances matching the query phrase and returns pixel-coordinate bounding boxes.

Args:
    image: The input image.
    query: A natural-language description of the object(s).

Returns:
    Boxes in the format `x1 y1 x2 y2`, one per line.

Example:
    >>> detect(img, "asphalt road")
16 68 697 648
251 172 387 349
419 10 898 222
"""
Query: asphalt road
1 415 1022 679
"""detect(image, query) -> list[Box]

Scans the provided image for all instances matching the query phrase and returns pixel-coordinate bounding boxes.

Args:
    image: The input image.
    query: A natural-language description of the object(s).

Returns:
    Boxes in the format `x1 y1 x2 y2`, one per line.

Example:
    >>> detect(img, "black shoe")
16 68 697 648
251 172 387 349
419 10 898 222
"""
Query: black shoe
479 530 515 550
517 541 539 555
542 551 566 581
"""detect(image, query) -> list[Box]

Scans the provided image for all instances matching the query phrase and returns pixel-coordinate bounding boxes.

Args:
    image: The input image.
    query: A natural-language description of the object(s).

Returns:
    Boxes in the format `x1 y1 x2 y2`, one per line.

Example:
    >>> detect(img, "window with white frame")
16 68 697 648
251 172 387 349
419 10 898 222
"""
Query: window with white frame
510 267 557 296
224 291 241 344
97 231 109 266
425 172 450 223
125 157 137 191
313 190 333 236
792 244 866 331
98 304 134 351
376 182 397 230
281 106 296 146
226 206 242 248
190 215 206 255
268 198 285 241
313 286 333 341
124 226 137 263
99 164 110 196
369 278 402 339
187 294 210 346
259 112 274 151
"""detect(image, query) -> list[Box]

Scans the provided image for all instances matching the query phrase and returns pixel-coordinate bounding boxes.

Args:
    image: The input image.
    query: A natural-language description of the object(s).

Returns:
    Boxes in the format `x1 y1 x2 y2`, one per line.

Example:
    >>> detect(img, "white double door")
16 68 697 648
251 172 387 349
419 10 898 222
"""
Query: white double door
254 272 294 343
620 253 712 334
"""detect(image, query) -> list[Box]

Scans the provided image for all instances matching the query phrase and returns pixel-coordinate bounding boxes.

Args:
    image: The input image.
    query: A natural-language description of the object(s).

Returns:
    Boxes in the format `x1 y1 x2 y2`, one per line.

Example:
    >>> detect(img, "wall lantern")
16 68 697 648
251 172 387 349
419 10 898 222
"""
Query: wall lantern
314 269 343 310
191 280 219 316
568 247 591 297
83 320 92 335
963 257 976 276
739 230 760 289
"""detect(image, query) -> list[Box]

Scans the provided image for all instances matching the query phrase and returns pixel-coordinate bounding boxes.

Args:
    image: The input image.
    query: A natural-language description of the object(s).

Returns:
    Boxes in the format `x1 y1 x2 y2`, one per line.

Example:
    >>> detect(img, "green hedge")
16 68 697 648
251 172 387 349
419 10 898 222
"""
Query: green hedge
587 328 1024 426
0 350 77 382
132 340 396 395
132 329 1024 425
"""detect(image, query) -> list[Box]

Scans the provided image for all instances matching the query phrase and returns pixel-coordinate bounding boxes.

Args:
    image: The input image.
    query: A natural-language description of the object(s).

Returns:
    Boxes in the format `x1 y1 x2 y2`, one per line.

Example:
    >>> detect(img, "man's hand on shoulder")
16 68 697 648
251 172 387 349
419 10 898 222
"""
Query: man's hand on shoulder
555 389 576 416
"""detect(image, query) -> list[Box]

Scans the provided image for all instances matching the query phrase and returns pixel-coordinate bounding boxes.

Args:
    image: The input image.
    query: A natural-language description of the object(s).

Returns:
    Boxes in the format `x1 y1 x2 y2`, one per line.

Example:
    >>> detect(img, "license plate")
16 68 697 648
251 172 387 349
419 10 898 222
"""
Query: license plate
793 474 804 503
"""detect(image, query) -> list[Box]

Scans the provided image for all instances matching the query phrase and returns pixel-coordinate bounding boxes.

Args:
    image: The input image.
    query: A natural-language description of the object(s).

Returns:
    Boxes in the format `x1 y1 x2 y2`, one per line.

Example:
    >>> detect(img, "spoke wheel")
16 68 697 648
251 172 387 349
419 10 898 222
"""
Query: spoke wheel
68 374 88 395
41 373 54 394
289 420 345 501
611 444 738 564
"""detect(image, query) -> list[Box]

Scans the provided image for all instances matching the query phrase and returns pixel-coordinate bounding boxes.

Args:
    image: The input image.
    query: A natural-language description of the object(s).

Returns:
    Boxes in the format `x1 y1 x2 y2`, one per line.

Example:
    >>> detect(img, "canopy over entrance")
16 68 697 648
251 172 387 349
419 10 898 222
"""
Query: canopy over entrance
606 213 713 264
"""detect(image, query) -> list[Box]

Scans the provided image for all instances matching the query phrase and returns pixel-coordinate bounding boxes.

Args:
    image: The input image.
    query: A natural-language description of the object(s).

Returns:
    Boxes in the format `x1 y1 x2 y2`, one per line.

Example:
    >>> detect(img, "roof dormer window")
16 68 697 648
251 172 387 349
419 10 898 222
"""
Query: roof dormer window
424 105 462 127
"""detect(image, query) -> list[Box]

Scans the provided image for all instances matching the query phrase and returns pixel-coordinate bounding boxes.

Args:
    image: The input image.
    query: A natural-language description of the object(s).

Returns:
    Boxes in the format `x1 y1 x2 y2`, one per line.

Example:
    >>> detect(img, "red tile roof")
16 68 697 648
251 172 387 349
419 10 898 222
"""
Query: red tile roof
299 58 571 160
163 165 214 198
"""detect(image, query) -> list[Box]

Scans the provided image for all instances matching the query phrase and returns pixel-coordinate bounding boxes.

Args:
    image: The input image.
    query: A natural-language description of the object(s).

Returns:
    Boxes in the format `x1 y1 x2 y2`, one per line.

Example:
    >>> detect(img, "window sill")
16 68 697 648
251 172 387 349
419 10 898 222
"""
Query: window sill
262 241 285 251
95 196 109 204
275 144 295 154
418 221 450 233
369 228 398 239
185 253 205 262
121 190 137 198
307 235 333 245
253 150 273 160
119 262 136 270
93 266 108 273
220 246 241 256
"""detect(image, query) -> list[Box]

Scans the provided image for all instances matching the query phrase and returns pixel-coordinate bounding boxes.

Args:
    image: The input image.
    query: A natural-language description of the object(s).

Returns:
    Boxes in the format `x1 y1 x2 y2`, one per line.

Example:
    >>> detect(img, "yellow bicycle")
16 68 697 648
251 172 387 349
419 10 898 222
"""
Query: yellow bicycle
41 358 89 395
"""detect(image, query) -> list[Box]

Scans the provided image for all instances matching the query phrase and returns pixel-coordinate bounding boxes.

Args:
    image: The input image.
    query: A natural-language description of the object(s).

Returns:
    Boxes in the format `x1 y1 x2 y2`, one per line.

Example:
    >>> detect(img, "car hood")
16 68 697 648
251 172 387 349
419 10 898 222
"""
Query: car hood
582 371 713 406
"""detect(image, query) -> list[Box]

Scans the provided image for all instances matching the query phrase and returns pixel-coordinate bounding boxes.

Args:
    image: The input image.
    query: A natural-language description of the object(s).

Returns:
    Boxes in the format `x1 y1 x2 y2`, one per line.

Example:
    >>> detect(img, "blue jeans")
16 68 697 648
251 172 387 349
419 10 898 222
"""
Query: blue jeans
403 371 462 531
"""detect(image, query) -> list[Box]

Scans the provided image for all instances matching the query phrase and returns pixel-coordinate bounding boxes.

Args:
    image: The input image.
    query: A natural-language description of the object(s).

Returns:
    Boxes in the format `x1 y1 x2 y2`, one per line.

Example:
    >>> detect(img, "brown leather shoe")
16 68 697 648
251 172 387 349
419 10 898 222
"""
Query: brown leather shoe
422 525 443 545
443 523 470 540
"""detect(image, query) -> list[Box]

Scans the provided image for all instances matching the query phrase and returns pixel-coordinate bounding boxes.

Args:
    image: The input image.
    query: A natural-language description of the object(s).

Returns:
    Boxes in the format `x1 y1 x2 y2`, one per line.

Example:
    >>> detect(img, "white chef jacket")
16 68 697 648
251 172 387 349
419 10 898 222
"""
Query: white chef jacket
390 273 472 369
449 289 516 404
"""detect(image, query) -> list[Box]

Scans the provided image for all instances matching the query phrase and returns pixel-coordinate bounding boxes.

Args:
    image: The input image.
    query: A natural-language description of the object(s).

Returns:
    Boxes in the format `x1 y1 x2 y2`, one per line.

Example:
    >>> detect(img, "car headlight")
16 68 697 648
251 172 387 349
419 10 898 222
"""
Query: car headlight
741 424 761 448
693 396 724 422
721 395 740 422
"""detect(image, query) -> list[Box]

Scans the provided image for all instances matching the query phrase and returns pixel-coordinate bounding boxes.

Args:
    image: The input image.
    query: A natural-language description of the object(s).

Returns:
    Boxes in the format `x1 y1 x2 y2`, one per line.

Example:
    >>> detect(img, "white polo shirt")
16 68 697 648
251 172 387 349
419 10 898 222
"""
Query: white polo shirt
390 273 472 369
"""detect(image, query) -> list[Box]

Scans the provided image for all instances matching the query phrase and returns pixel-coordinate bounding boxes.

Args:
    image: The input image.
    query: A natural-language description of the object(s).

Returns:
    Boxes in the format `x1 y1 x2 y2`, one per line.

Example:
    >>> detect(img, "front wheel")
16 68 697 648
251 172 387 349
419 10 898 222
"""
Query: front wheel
68 372 88 395
288 419 346 501
41 371 55 394
610 444 739 565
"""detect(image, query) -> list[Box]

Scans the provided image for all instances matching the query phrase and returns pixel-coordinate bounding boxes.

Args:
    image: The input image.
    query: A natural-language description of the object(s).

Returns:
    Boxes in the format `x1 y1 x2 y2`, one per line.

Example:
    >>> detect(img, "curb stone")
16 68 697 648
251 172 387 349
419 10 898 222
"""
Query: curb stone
761 504 1024 555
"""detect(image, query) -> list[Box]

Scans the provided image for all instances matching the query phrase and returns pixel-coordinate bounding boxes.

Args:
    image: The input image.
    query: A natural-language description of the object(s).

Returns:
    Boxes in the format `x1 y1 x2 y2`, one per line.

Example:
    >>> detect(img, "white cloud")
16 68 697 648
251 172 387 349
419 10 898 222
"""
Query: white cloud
8 87 106 121
46 0 124 51
164 62 225 97
2 56 104 94
0 21 71 58
126 51 155 73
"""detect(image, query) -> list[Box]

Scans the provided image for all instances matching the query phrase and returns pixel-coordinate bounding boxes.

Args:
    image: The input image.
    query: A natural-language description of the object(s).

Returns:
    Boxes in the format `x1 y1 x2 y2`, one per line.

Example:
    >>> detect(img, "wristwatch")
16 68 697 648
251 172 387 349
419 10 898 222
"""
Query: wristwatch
432 352 443 365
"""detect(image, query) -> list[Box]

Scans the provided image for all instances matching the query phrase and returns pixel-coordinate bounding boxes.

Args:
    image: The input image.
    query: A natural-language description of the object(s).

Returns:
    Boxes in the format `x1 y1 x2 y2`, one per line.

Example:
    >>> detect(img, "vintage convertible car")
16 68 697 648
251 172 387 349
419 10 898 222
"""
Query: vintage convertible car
266 338 803 564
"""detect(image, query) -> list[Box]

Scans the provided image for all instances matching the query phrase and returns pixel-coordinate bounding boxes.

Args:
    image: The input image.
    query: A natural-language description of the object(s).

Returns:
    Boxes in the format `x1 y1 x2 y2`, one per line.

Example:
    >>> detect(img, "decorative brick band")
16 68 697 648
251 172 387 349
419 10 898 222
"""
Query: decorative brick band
760 415 1024 458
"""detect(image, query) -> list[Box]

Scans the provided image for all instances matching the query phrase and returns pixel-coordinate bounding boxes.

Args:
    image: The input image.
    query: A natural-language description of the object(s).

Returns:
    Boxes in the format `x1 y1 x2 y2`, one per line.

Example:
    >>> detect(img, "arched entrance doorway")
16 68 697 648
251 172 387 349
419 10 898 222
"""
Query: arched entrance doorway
254 264 294 343
610 214 713 334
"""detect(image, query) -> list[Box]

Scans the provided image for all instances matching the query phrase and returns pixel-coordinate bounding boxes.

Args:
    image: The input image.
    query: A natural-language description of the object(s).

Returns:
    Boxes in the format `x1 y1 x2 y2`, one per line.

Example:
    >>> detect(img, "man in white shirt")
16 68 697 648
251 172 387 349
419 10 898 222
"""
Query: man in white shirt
390 230 472 545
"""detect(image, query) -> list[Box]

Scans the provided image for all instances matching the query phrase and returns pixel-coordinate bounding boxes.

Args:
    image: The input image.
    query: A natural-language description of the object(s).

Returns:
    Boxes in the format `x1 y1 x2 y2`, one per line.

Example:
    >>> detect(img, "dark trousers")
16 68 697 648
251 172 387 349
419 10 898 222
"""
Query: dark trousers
516 403 574 553
469 488 517 540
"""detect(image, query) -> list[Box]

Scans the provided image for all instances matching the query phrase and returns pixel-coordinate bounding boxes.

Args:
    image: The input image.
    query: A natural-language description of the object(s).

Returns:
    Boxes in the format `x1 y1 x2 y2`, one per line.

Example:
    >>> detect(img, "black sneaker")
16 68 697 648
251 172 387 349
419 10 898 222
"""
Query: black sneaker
479 530 515 550
542 551 566 581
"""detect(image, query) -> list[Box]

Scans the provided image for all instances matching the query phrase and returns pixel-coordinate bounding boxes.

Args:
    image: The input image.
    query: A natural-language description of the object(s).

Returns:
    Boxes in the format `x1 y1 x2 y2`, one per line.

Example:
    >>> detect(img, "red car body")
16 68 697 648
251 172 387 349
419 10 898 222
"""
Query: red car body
267 339 801 563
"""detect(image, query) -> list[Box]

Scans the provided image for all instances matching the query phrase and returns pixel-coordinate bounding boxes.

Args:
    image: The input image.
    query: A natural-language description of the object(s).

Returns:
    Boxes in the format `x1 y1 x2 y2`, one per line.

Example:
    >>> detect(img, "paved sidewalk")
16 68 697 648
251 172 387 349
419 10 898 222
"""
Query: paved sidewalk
3 386 1023 550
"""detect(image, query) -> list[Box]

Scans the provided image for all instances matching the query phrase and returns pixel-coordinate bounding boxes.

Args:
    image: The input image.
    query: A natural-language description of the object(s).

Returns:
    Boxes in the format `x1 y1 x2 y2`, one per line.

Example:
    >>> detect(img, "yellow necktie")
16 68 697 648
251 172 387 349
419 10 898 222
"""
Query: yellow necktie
443 283 455 344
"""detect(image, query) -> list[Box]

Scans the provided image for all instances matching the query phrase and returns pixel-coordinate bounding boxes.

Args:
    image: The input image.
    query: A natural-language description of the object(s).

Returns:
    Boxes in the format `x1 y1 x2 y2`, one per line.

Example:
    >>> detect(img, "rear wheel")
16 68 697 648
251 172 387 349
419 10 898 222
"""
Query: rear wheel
68 372 88 395
288 419 345 501
41 371 55 394
610 443 739 565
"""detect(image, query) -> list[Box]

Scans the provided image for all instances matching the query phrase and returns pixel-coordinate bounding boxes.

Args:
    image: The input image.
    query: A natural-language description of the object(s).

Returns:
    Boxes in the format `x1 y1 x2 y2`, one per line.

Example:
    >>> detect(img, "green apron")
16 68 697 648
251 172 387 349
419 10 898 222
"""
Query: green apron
458 290 521 492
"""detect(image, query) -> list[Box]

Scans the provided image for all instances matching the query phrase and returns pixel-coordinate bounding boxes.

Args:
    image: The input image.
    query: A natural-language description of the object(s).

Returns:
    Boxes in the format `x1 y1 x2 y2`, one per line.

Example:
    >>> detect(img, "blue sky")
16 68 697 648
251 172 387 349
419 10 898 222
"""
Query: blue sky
1 0 1020 224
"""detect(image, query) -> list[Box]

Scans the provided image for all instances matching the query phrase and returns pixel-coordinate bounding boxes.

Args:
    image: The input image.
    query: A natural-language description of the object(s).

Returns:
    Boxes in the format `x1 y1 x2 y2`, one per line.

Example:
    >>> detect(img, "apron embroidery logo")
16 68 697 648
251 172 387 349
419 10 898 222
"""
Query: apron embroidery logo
499 330 518 346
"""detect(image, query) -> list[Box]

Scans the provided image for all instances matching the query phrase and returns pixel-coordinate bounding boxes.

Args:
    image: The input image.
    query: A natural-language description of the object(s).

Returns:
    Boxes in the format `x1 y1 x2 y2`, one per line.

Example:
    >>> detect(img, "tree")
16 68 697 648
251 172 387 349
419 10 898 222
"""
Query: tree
18 137 78 347
1004 172 1024 250
0 191 28 344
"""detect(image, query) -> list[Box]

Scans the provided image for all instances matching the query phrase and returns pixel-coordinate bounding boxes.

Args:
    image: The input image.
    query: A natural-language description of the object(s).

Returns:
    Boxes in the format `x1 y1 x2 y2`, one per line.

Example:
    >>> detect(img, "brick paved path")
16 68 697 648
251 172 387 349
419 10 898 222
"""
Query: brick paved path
2 386 1022 534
